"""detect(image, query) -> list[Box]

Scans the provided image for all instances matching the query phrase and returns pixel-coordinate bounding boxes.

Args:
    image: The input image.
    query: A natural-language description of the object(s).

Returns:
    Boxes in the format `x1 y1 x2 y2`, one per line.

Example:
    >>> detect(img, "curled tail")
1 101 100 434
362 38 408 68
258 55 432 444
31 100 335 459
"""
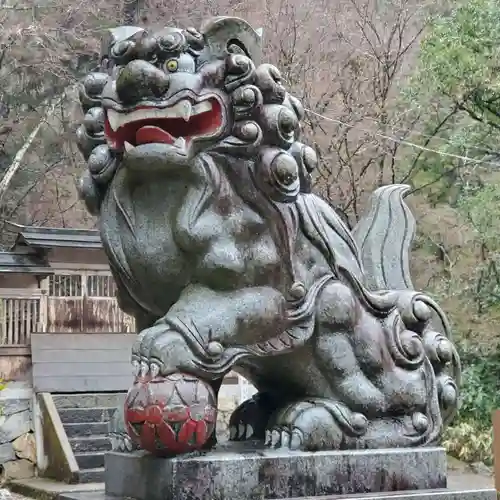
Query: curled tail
353 184 461 427
352 184 415 292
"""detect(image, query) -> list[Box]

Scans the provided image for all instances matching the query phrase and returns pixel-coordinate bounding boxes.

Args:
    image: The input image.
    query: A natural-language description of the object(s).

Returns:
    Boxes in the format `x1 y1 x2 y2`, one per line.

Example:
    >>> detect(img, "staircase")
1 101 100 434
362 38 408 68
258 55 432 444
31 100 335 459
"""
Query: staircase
53 393 126 484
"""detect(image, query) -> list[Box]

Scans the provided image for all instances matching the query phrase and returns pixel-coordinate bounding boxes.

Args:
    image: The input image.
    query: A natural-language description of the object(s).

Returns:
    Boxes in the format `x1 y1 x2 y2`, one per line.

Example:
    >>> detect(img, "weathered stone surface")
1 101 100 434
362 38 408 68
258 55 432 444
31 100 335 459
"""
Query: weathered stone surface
60 488 498 500
0 399 30 417
3 458 35 479
12 433 36 464
216 396 236 442
78 18 461 456
52 393 126 409
0 443 15 465
0 411 31 444
105 444 448 500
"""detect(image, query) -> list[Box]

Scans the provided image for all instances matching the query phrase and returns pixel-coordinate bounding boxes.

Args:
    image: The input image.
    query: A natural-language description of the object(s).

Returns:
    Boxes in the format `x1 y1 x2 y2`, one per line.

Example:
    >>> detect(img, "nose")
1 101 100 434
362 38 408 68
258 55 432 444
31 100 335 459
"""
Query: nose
115 60 169 105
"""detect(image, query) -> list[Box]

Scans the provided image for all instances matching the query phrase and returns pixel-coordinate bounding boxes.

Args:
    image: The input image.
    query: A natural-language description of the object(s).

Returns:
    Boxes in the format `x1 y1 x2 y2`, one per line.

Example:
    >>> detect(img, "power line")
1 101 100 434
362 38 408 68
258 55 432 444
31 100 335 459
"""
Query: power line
350 112 500 156
305 108 500 169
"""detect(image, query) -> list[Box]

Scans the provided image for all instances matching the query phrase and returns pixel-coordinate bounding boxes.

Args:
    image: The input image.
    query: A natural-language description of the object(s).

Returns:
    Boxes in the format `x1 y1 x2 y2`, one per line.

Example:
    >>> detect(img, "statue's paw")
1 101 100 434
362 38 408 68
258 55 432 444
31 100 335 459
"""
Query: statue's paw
264 400 314 450
131 324 167 378
265 399 364 451
229 392 278 442
131 324 196 377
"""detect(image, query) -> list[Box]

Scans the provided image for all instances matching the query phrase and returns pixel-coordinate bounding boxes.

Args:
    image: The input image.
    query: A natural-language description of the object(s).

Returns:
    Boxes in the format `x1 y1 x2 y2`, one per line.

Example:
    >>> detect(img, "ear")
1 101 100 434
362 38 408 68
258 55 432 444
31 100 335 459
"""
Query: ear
201 17 262 66
101 26 145 58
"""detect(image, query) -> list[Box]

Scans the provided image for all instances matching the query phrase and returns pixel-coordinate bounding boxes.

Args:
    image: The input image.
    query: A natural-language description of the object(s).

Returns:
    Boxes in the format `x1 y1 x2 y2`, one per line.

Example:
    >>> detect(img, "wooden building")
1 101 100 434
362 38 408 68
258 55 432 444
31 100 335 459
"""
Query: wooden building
0 221 134 391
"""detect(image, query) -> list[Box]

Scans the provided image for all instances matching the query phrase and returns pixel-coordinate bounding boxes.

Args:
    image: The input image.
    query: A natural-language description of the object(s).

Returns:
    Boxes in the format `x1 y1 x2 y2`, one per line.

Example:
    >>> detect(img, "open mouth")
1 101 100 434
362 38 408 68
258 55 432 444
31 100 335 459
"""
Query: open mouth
104 98 223 152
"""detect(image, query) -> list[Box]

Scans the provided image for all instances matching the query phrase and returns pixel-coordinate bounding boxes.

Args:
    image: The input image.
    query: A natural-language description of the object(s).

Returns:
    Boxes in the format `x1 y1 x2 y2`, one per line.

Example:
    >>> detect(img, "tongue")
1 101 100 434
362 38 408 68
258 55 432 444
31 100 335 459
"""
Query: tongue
136 126 175 145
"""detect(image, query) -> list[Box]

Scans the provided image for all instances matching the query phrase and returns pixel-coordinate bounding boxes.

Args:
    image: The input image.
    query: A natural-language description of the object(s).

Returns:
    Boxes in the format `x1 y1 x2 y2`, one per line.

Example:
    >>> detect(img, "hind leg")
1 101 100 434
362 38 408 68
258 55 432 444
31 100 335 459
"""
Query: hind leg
264 282 386 450
265 282 441 450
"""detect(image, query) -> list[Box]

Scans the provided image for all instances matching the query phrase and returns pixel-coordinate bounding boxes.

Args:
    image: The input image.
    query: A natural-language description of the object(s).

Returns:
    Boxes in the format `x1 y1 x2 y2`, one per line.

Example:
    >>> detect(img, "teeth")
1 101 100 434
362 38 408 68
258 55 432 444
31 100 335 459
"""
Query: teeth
193 101 212 115
173 137 186 149
107 110 121 131
124 141 134 152
179 101 192 122
106 100 213 131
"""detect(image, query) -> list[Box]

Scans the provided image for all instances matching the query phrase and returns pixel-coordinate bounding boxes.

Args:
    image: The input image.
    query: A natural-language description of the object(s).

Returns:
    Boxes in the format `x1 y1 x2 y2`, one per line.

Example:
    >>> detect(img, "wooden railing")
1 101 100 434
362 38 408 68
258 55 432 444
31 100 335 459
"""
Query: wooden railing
0 289 45 351
0 279 135 352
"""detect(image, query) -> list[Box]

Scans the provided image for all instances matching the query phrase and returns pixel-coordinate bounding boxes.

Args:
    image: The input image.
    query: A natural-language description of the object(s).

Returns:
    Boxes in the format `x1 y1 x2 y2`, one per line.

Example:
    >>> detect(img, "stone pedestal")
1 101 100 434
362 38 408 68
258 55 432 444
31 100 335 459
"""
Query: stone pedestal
103 443 464 500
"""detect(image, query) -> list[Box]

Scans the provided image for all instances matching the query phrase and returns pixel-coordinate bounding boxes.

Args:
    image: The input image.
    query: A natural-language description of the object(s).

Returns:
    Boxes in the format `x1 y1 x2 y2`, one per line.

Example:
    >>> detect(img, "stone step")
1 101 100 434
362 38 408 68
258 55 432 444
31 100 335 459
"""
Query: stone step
59 407 116 424
69 436 112 453
53 392 126 409
64 422 110 438
75 451 106 470
78 467 105 484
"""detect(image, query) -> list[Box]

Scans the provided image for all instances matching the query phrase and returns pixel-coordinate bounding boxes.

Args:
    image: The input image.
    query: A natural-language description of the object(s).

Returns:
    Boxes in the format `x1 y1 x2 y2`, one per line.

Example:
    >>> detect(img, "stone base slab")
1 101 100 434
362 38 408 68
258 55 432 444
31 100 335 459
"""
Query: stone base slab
60 489 498 500
104 442 449 500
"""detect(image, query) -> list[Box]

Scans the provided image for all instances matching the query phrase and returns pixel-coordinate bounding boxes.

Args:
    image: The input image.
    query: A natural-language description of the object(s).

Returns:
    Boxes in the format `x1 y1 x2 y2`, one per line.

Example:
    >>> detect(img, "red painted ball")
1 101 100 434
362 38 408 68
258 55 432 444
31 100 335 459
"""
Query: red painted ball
124 372 217 456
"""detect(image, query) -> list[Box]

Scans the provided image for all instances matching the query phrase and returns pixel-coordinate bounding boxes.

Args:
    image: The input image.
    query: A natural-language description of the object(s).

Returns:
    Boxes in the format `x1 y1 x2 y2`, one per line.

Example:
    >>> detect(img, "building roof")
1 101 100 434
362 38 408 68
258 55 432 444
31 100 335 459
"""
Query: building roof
0 251 53 274
5 221 102 250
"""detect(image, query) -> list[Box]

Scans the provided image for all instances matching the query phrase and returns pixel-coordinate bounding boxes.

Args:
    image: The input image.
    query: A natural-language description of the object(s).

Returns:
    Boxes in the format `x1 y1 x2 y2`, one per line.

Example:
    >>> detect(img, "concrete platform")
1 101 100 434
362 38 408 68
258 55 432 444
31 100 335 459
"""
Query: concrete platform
105 443 449 500
8 477 104 500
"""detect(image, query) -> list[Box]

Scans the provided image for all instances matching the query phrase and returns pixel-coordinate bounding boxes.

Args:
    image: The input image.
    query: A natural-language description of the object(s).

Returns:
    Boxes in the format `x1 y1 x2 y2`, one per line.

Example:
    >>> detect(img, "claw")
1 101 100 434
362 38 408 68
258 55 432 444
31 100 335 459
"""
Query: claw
229 426 237 440
150 363 160 378
271 429 280 448
140 361 149 377
132 361 140 376
265 430 272 446
245 424 254 439
238 423 245 439
279 430 290 448
290 429 302 450
124 436 133 452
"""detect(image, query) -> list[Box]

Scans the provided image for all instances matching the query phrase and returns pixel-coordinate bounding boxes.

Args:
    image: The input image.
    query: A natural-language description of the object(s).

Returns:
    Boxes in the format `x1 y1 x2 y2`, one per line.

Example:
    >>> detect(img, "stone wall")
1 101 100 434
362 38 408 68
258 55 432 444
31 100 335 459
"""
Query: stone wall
216 379 257 441
0 391 36 484
217 395 239 442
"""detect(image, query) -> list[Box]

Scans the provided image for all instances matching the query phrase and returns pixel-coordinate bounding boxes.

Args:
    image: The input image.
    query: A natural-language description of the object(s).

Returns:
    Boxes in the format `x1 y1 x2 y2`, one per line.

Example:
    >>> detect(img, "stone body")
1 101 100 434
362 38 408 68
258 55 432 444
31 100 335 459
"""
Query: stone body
76 16 461 455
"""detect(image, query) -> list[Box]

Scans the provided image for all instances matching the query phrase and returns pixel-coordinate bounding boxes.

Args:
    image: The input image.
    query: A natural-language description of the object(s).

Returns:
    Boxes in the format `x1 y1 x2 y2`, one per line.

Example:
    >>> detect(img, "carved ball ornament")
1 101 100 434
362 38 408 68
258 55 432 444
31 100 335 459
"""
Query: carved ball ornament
124 373 217 456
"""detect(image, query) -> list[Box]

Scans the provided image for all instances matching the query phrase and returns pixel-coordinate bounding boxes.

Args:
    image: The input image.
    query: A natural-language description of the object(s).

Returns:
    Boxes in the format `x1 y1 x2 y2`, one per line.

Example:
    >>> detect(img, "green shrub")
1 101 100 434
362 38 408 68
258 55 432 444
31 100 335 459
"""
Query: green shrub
456 340 500 429
441 340 499 464
442 421 493 465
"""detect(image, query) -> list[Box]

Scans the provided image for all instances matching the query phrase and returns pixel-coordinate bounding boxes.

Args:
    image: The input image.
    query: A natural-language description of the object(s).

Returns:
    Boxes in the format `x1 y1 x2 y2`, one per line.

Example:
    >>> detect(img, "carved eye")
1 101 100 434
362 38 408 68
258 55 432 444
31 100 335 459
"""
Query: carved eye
165 59 178 73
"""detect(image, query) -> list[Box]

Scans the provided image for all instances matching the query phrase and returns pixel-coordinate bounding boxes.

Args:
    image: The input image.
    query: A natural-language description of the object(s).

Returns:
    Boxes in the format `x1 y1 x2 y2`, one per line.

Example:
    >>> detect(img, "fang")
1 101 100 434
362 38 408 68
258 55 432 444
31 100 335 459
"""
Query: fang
173 137 186 149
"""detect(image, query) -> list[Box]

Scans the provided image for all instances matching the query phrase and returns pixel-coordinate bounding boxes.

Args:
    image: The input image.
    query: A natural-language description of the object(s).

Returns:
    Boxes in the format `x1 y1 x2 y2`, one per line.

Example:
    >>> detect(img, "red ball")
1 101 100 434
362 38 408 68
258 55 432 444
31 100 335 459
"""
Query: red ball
124 372 217 456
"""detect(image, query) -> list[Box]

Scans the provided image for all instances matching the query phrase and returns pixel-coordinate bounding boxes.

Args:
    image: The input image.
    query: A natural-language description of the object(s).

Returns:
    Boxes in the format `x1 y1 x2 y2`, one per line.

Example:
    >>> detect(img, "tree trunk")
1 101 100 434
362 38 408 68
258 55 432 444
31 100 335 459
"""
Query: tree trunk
122 0 142 25
0 87 76 212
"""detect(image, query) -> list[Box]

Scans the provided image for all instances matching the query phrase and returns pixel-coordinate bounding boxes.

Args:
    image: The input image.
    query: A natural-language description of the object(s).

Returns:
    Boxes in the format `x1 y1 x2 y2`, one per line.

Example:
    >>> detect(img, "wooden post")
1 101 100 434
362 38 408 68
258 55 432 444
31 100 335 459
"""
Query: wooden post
492 410 500 491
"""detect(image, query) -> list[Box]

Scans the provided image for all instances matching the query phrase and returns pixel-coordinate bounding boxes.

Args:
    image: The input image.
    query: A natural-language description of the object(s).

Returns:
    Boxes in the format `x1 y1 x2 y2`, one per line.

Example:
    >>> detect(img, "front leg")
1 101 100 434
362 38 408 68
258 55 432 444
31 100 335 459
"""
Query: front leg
131 283 287 378
124 284 286 456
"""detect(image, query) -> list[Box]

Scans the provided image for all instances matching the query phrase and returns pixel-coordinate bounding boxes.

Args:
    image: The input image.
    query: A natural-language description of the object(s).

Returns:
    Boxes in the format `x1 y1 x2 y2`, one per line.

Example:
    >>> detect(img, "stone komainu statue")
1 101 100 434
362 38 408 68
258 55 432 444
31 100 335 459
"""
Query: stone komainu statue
76 17 460 454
